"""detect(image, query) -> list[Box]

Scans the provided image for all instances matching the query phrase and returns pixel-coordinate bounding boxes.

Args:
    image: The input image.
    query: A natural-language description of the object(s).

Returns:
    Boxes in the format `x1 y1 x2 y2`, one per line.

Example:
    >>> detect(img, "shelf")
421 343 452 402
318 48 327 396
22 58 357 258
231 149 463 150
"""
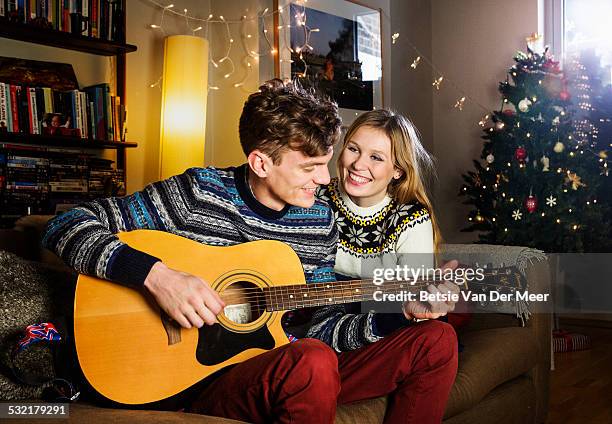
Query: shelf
0 20 137 56
0 132 137 149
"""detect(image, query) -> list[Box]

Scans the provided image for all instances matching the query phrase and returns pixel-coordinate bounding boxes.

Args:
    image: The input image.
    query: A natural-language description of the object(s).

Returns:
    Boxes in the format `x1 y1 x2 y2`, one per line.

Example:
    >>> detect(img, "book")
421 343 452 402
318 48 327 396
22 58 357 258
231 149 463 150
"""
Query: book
9 85 20 133
0 83 8 131
79 90 88 138
4 84 14 132
83 83 111 140
43 87 54 114
28 87 40 135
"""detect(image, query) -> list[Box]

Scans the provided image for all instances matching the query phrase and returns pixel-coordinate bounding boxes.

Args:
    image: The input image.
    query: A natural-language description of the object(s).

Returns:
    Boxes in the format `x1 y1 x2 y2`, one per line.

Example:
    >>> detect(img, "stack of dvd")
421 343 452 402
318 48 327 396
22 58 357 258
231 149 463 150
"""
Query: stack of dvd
89 158 125 198
48 155 89 214
0 153 50 226
0 145 124 225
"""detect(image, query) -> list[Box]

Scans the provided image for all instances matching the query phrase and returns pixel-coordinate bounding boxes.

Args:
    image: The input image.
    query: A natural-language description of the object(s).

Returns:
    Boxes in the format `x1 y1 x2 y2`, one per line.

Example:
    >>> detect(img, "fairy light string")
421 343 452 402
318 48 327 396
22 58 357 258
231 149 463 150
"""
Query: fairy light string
144 1 609 172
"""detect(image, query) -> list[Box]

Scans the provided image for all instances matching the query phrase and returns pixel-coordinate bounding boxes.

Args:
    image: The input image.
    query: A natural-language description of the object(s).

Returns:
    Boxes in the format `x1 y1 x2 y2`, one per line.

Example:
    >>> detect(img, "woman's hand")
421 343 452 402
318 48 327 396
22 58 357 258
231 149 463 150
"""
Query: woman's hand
403 259 461 320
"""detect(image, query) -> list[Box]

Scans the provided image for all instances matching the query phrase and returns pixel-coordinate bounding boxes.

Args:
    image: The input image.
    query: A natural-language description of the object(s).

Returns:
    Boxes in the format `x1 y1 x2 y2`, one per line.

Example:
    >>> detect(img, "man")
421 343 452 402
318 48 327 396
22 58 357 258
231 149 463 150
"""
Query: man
43 79 458 423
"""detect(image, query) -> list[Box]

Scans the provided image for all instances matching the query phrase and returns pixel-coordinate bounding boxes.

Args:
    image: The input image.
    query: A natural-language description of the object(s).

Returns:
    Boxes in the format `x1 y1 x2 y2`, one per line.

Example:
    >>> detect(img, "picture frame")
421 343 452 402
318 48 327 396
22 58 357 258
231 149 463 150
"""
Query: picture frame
273 0 383 125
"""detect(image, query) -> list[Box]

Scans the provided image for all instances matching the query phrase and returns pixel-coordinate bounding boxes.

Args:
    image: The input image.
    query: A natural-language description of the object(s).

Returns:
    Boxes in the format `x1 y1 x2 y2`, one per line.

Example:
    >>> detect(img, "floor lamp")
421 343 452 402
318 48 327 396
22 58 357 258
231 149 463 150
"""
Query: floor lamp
159 35 208 179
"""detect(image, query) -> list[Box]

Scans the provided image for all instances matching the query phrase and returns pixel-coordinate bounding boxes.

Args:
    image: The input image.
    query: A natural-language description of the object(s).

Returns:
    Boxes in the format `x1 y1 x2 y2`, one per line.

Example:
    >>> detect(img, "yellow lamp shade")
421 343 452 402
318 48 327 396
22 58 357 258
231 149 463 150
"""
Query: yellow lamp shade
159 35 208 179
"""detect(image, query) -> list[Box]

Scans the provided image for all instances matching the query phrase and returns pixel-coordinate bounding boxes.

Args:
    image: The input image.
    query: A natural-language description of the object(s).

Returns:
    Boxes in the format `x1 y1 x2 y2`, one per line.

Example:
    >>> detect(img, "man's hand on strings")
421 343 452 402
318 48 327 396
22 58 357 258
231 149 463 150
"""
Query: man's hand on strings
144 261 226 329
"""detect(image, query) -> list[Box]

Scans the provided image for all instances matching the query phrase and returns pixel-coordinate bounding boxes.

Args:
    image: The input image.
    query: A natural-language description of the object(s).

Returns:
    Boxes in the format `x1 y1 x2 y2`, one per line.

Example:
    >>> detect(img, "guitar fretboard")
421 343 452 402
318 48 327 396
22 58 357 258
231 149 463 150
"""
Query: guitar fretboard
260 269 521 312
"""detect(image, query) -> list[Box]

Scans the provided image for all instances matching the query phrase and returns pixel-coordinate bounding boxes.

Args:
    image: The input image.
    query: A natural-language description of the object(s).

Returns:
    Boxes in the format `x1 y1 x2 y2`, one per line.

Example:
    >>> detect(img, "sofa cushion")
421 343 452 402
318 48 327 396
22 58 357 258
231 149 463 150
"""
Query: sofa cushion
444 326 539 417
443 375 536 424
336 397 387 424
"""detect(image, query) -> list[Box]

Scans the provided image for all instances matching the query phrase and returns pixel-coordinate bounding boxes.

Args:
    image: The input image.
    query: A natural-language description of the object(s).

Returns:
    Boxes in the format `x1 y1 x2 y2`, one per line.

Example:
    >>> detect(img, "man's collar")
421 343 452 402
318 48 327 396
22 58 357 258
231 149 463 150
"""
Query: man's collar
234 164 290 220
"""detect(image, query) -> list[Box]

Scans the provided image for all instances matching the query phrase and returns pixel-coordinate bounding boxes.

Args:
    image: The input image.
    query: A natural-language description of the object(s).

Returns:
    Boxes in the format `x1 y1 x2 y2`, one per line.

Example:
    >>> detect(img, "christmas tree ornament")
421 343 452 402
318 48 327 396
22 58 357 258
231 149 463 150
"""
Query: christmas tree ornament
486 154 495 163
518 98 532 112
502 109 515 117
525 194 538 213
432 76 443 89
553 141 564 153
546 195 557 207
543 57 561 74
525 32 543 52
599 151 608 159
512 210 523 220
566 172 586 190
495 121 505 130
478 114 490 127
454 97 466 110
515 146 527 162
540 156 550 171
552 116 560 126
559 90 570 101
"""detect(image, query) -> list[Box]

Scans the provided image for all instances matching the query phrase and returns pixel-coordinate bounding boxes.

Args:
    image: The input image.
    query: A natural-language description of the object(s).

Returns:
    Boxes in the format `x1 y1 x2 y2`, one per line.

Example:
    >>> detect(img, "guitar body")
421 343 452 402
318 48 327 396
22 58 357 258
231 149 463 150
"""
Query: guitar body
74 230 305 406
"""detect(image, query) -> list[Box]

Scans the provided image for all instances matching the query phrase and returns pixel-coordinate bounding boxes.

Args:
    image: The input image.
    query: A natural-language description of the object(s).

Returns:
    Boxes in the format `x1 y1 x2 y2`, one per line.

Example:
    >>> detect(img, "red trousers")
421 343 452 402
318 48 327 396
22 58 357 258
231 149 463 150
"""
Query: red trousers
189 320 458 424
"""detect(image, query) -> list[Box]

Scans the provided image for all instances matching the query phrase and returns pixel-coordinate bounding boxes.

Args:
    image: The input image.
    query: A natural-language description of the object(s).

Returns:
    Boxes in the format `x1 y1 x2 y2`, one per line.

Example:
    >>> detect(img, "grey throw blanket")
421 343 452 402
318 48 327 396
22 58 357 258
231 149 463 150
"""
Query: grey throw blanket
440 243 547 325
0 251 75 400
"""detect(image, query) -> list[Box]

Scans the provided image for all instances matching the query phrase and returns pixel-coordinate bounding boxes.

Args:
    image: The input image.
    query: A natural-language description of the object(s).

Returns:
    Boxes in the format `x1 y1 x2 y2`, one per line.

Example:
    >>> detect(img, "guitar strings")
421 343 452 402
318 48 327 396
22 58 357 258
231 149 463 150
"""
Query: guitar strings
217 268 517 297
219 280 514 307
218 272 518 302
219 279 509 317
218 271 520 311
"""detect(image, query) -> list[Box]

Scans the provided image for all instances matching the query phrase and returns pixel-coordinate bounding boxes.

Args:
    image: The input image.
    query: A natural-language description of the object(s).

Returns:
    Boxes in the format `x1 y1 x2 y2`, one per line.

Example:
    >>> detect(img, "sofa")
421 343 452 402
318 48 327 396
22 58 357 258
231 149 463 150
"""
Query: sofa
0 220 552 423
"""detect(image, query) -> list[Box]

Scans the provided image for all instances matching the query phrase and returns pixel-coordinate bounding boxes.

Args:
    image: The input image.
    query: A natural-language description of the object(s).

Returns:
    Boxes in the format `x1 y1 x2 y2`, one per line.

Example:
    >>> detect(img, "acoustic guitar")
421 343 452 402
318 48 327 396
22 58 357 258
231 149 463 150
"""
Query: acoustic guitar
74 230 523 405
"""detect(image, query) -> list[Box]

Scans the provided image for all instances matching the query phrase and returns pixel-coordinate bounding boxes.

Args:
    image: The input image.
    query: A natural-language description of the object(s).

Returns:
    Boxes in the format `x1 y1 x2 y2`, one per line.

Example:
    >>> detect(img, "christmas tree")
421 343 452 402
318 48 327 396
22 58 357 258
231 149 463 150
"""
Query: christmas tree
460 47 611 253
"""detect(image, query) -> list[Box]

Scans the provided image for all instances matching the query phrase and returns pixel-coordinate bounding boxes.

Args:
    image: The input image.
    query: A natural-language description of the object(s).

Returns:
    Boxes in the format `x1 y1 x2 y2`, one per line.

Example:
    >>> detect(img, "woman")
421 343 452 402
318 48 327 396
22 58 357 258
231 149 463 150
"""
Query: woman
317 108 457 320
305 111 459 424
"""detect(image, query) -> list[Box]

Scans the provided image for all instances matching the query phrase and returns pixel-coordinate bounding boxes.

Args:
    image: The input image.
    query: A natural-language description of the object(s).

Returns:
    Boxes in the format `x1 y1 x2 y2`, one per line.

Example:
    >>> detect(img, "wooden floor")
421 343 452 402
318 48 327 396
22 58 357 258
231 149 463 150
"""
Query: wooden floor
546 325 612 424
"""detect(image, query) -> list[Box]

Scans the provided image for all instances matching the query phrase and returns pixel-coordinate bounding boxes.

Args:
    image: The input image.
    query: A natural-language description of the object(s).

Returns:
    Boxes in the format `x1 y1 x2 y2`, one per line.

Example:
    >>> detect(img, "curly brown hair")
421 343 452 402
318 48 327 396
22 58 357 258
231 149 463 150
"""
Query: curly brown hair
239 79 342 164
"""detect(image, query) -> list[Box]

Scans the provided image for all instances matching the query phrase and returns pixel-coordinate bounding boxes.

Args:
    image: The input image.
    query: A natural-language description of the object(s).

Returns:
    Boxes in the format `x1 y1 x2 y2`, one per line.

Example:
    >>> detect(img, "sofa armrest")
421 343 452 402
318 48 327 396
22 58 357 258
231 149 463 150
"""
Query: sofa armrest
440 243 551 327
440 243 552 423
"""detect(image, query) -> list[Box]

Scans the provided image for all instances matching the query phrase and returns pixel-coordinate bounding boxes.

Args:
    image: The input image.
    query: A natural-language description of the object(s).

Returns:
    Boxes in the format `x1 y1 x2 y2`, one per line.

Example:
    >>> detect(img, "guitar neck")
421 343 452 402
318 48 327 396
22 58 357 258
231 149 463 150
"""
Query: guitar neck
263 279 403 311
262 269 522 312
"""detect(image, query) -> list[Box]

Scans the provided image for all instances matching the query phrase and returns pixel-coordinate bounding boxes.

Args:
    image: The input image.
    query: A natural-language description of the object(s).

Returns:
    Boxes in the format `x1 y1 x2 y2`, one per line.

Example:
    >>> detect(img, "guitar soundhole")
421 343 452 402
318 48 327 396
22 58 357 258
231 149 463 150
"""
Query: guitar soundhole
220 281 265 325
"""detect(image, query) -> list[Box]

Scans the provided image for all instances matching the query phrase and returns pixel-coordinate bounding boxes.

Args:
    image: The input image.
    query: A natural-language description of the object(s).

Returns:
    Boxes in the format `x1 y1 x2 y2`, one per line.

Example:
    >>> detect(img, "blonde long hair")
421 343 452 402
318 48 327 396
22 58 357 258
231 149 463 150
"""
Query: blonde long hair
339 109 443 251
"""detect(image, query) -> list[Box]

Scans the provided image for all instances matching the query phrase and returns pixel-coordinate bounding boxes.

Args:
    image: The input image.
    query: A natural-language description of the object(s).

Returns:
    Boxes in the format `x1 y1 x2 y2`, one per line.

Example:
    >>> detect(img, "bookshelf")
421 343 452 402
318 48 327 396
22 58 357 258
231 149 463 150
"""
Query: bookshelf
0 132 138 149
0 20 137 56
0 0 138 227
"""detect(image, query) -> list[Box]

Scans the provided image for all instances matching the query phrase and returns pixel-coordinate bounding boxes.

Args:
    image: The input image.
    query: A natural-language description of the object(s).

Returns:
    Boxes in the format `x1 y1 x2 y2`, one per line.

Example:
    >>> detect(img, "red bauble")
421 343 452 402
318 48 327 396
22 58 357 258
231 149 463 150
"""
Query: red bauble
515 147 527 162
543 59 561 74
503 109 515 117
525 195 538 213
559 90 570 101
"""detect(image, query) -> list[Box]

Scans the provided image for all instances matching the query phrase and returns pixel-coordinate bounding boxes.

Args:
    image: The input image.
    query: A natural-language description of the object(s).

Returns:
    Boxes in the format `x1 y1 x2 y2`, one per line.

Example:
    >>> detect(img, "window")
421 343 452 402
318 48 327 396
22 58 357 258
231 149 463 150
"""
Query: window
565 0 612 84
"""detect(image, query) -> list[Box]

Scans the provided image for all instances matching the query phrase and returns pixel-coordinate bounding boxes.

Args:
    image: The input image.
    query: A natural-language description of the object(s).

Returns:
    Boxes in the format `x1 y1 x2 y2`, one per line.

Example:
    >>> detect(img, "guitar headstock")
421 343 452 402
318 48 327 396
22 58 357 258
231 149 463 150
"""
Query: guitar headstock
483 266 525 291
451 264 525 290
461 265 527 312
